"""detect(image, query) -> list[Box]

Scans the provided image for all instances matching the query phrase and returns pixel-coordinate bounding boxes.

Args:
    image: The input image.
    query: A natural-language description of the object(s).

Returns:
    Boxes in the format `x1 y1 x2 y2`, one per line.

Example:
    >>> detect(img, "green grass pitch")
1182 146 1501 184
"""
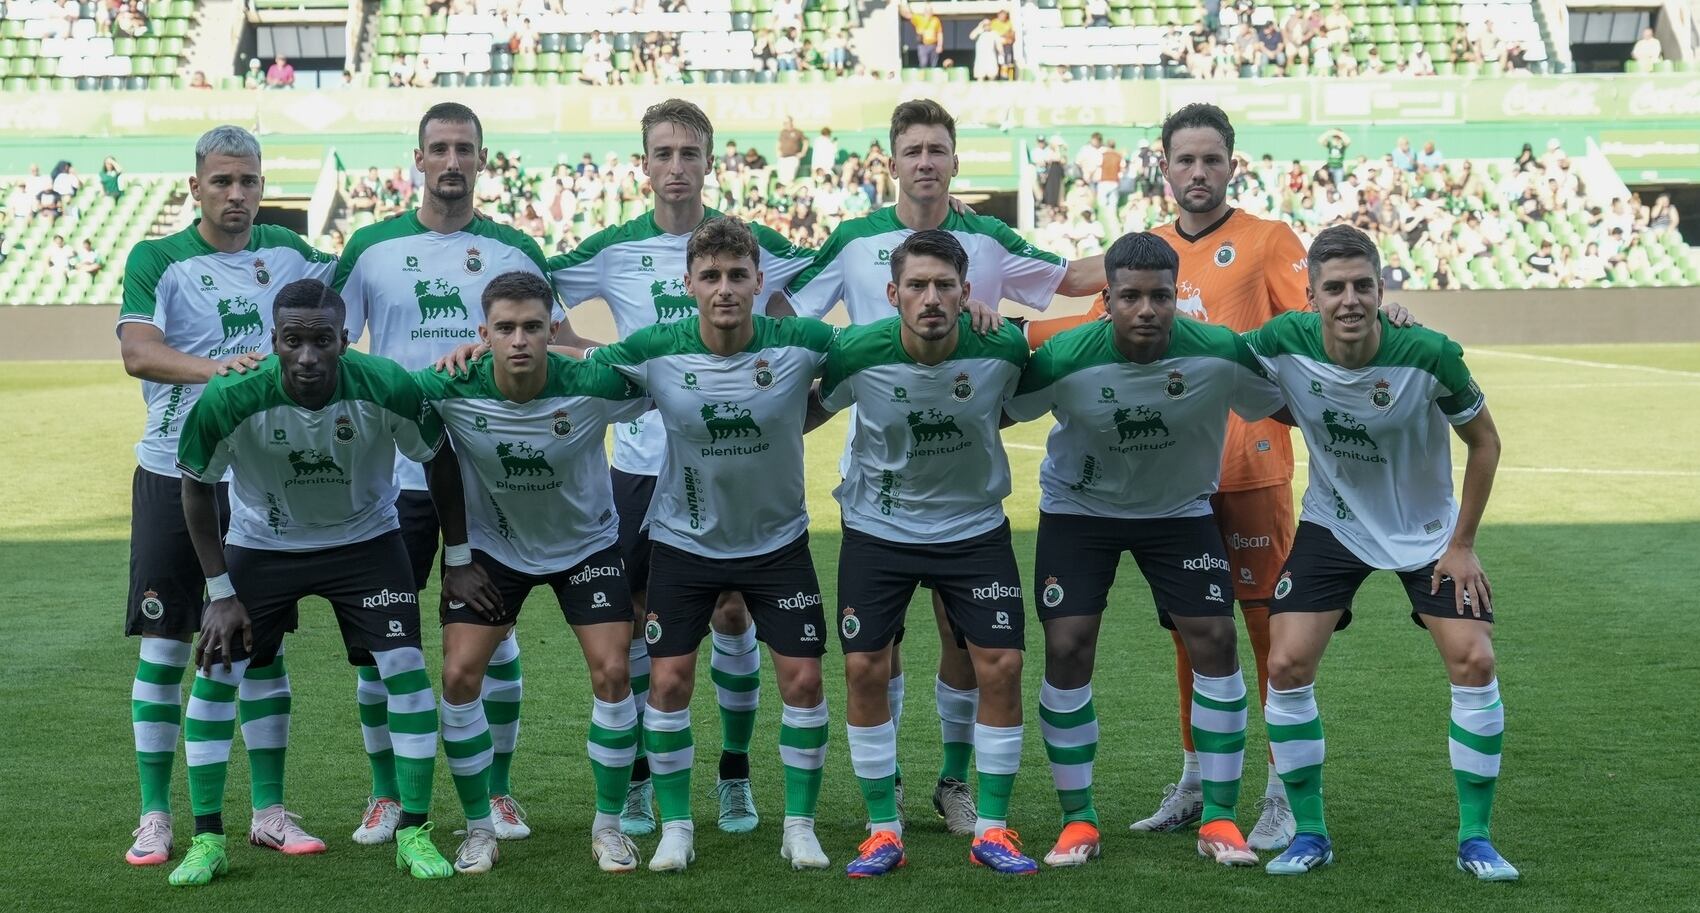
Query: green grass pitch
2 343 1696 912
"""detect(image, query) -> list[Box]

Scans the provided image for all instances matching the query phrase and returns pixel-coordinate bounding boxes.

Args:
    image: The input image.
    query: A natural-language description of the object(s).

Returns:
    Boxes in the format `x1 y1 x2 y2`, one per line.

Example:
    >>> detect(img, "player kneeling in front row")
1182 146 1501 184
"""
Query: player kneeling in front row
814 230 1035 877
414 271 650 874
171 279 453 885
1244 226 1515 880
1005 232 1288 868
588 217 836 873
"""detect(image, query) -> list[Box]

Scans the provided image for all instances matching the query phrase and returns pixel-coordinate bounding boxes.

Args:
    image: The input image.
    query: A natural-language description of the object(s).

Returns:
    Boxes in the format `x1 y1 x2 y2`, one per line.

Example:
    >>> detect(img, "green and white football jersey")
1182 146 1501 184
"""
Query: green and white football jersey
117 222 336 476
1244 311 1486 571
784 207 1069 324
414 353 649 576
548 208 815 476
592 315 835 560
177 350 444 552
819 314 1026 543
1006 318 1284 520
332 211 559 490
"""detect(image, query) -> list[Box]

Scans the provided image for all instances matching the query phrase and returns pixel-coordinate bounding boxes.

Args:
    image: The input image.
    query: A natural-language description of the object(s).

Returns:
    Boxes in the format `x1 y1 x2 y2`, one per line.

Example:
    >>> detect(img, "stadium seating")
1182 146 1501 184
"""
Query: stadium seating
1 176 178 304
1 0 198 91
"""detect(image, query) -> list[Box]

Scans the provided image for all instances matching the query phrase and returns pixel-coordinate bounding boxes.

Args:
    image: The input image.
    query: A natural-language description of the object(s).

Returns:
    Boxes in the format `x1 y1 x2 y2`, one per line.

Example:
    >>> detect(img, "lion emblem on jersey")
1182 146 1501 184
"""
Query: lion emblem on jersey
496 441 554 477
1115 405 1169 441
287 449 343 477
1321 410 1378 449
701 402 761 440
1176 280 1207 319
650 278 696 323
906 409 962 442
413 279 469 322
217 296 263 340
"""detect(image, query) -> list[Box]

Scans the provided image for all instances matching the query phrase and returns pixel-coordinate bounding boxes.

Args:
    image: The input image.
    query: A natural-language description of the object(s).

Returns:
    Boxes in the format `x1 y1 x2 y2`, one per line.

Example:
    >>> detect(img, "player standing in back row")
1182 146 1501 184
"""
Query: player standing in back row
1244 226 1515 882
1026 104 1412 848
548 99 816 836
333 102 596 845
775 99 1106 834
117 125 336 867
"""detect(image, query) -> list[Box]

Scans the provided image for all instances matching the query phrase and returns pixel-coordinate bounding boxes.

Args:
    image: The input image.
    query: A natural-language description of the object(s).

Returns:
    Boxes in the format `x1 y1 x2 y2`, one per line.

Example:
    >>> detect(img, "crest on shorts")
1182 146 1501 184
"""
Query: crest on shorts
140 589 164 620
841 607 860 640
464 246 484 275
1042 576 1064 608
1165 370 1186 399
1370 379 1394 411
644 612 662 645
1274 572 1293 600
754 358 774 390
334 415 356 444
253 258 271 287
952 371 973 402
551 409 572 438
1214 242 1236 268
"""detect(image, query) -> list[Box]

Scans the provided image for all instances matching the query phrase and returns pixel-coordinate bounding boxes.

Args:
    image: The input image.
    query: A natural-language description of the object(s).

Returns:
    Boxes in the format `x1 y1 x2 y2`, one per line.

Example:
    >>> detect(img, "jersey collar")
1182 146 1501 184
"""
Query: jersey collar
1172 207 1236 245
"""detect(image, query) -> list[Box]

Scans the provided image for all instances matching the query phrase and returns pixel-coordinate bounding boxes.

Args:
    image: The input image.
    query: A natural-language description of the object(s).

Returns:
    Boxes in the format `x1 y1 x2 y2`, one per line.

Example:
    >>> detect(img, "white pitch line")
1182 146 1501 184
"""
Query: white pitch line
1006 442 1045 452
1295 460 1699 478
1471 348 1700 378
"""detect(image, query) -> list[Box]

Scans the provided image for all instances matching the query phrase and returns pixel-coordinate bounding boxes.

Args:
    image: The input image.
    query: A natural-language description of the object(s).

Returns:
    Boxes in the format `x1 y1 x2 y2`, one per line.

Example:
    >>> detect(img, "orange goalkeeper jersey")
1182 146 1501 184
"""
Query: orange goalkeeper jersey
1026 208 1310 491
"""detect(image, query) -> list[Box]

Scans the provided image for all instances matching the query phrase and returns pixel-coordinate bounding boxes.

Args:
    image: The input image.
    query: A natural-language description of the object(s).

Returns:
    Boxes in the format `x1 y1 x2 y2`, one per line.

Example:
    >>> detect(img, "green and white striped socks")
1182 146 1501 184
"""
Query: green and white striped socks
1266 683 1328 837
936 679 978 783
973 722 1023 837
355 665 398 801
779 701 828 820
644 706 694 823
440 697 494 831
589 695 639 829
1190 670 1247 825
628 636 651 781
1039 679 1098 826
1450 679 1504 843
239 647 292 811
848 720 900 833
184 657 250 830
374 648 439 820
710 627 760 759
482 632 523 798
133 638 190 816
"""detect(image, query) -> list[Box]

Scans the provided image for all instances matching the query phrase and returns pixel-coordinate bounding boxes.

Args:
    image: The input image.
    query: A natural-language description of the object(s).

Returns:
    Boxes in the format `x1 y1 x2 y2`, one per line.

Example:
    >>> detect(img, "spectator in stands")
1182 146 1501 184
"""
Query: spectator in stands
47 234 73 276
1574 242 1607 284
971 16 1002 81
810 127 838 178
326 228 346 256
1430 258 1455 290
1086 0 1110 28
1648 194 1679 232
1318 128 1350 185
1310 30 1335 76
1041 208 1073 258
187 70 212 90
1097 139 1123 211
514 201 546 238
514 18 540 54
772 0 803 32
1076 133 1105 192
776 116 807 186
97 157 123 199
412 56 436 88
1233 23 1260 72
1257 20 1285 71
1391 137 1415 173
824 28 852 75
115 1 148 38
1409 42 1435 76
267 55 296 89
7 182 29 224
1188 18 1216 77
774 26 802 70
96 0 113 36
1631 27 1663 67
990 9 1017 78
1363 44 1385 74
1475 20 1503 70
1160 27 1188 68
1070 207 1106 256
902 2 945 68
1448 23 1475 64
1417 141 1444 171
1502 39 1527 72
76 238 104 276
1381 253 1410 291
1526 239 1556 277
245 58 265 89
582 30 614 85
1323 1 1351 39
1281 6 1312 68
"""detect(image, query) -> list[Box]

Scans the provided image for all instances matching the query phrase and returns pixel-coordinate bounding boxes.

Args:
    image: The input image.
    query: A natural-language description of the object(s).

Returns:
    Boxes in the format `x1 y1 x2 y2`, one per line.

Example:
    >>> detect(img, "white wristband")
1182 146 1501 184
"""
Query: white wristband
444 543 472 567
206 573 236 601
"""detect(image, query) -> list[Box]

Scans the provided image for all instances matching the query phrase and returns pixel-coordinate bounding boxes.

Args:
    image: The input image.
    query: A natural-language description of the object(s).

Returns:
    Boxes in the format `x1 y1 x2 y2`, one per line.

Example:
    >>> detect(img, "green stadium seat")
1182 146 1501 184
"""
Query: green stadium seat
400 34 421 54
14 58 34 78
380 0 402 14
377 35 399 55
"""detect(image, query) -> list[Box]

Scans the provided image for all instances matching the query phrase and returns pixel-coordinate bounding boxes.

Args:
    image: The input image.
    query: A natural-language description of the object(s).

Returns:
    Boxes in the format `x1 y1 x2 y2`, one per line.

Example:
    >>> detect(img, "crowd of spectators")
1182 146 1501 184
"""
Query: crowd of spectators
27 0 153 39
6 159 122 227
1029 131 1685 288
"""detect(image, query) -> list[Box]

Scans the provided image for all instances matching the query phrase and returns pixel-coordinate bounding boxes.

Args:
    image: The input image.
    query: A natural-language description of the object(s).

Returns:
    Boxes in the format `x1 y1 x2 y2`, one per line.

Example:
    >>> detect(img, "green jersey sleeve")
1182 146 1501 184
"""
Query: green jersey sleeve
1432 338 1484 424
377 361 444 462
583 359 652 423
590 323 665 390
118 242 172 331
547 225 613 307
1005 339 1061 422
175 376 238 481
1226 332 1287 421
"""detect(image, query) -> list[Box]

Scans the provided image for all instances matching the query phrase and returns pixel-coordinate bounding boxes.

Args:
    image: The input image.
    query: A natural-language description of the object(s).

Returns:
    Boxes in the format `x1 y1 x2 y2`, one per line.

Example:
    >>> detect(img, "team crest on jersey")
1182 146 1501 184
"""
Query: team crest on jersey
1213 242 1236 268
753 358 774 390
464 246 484 275
1370 379 1394 410
253 258 271 287
140 589 164 620
1165 369 1186 399
841 607 860 639
1042 576 1064 608
952 371 973 402
551 409 572 438
1274 572 1293 600
644 612 662 644
333 415 356 444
